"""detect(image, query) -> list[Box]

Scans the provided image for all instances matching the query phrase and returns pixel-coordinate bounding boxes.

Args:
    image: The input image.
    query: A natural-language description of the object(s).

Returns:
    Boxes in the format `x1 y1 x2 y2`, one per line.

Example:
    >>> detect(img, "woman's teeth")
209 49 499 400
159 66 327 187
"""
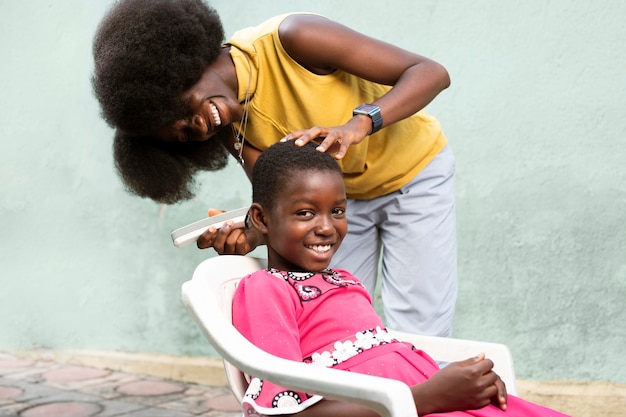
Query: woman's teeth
209 103 221 126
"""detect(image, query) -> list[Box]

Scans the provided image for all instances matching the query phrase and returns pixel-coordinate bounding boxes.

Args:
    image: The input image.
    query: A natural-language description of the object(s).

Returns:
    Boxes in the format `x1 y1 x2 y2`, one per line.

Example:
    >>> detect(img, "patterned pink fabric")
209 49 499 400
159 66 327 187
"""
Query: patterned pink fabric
232 269 570 417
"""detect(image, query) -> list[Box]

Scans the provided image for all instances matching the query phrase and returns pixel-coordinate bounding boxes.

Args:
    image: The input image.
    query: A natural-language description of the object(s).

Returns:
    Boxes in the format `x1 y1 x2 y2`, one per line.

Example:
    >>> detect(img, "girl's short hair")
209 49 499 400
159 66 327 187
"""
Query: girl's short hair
252 141 343 208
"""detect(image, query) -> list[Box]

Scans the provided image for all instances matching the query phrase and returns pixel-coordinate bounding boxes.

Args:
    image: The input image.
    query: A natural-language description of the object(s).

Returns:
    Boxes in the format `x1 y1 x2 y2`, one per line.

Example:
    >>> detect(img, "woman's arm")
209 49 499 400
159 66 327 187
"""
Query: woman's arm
279 14 450 159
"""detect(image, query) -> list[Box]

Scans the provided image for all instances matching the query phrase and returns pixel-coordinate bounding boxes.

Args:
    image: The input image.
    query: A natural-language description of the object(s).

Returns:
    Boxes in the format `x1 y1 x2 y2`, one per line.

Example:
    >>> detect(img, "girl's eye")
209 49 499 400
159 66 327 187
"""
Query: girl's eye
296 210 314 218
332 208 345 216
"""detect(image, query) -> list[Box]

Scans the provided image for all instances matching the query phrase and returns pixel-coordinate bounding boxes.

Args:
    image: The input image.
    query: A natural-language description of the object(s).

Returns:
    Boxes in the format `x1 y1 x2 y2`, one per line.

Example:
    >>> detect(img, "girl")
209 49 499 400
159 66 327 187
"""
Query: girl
233 140 570 417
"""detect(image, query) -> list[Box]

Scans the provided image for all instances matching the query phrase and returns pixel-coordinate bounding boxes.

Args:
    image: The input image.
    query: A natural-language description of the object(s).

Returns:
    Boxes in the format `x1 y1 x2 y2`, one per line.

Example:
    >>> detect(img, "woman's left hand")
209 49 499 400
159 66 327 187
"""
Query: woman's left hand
196 209 263 255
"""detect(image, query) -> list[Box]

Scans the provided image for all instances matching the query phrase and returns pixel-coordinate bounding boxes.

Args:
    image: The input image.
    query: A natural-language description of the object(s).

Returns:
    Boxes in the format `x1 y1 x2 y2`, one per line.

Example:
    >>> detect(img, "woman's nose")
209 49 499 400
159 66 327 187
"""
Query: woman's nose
191 114 207 134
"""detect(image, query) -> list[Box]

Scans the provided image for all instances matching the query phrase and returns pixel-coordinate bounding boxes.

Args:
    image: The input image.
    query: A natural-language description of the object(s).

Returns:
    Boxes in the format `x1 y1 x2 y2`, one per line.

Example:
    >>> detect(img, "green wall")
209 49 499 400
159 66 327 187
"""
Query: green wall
1 0 624 384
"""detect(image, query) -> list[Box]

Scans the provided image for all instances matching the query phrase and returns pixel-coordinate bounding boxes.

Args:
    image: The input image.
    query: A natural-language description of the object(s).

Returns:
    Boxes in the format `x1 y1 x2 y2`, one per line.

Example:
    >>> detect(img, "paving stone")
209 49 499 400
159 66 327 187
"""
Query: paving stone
22 390 104 407
198 411 241 417
121 407 193 417
120 392 187 408
90 398 146 417
43 366 111 383
158 394 212 414
0 386 23 400
19 401 102 417
204 393 240 412
116 380 185 396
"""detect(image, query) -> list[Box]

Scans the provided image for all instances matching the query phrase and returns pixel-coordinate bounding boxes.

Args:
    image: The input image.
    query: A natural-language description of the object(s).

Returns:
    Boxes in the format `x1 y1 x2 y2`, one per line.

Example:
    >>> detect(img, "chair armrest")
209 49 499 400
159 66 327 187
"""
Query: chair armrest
388 330 517 395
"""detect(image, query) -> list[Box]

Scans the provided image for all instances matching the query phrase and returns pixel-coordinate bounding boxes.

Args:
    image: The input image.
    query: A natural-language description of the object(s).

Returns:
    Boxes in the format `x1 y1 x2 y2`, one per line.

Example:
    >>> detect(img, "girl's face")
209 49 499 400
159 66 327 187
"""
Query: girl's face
263 170 347 272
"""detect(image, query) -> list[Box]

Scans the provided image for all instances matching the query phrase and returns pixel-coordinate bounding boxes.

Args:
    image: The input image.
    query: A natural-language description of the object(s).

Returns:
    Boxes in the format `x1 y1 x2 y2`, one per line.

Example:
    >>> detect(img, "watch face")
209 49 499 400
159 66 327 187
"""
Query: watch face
356 104 378 113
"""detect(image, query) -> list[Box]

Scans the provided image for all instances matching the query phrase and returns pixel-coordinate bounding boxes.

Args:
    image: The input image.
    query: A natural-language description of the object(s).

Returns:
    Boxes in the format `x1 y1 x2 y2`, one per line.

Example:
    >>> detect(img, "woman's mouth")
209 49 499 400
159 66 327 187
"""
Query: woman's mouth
209 102 221 126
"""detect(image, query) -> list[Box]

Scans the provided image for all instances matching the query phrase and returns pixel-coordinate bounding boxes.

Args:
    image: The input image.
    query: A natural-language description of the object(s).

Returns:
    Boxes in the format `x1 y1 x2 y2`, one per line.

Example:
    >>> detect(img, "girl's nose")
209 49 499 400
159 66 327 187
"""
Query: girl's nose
314 216 335 235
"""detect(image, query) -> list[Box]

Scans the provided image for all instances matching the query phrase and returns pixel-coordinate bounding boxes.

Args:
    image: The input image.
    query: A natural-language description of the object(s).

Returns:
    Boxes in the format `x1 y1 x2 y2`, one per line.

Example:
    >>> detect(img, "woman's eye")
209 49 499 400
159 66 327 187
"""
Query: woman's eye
182 128 194 142
176 131 188 142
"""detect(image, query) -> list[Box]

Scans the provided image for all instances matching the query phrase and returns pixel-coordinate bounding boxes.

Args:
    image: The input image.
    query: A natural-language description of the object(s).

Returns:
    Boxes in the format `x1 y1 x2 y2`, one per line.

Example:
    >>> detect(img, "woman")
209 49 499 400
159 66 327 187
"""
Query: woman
93 0 457 337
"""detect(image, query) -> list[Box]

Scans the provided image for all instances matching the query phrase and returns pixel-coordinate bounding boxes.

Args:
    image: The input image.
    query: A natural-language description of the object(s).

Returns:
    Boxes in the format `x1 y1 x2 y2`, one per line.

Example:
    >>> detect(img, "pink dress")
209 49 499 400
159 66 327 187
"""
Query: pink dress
232 268 570 417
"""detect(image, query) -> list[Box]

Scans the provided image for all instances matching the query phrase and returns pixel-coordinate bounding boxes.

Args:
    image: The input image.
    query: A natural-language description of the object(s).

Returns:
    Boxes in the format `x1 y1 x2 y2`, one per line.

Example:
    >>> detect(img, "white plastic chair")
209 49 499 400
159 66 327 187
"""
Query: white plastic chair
181 255 517 417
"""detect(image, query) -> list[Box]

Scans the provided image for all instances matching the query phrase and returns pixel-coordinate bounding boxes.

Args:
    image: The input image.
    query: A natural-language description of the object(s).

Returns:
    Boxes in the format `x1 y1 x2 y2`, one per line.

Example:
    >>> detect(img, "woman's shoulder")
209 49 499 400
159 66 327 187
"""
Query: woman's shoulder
278 13 329 32
227 13 328 47
227 13 310 45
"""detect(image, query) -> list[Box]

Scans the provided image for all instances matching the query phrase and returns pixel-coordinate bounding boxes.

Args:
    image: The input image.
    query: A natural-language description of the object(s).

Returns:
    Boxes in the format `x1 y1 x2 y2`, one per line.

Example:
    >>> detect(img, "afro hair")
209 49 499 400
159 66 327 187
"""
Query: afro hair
92 0 224 133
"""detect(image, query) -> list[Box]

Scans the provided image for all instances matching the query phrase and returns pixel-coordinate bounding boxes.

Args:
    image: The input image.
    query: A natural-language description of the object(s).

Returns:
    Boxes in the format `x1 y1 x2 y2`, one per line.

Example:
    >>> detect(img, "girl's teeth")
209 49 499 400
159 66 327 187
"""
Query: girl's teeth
209 103 221 126
308 245 331 253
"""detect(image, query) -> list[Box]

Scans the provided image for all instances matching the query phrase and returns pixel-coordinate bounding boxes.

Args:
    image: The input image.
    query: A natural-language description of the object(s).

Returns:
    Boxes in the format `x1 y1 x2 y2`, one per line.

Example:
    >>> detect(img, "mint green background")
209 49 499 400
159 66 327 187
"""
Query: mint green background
1 1 624 383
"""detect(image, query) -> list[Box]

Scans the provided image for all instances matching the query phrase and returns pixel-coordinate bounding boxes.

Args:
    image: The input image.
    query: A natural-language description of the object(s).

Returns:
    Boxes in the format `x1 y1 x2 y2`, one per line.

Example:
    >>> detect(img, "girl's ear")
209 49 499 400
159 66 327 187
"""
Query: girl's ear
248 203 268 234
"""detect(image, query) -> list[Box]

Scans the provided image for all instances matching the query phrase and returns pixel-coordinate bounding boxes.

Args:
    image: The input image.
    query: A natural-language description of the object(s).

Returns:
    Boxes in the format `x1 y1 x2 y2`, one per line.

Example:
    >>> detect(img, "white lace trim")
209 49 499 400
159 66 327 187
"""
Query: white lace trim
307 326 395 367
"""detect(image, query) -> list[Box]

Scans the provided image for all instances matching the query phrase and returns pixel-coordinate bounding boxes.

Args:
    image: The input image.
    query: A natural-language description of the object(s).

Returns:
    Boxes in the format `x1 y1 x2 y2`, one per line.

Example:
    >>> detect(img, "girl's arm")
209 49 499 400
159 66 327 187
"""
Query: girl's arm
292 354 506 417
278 14 450 159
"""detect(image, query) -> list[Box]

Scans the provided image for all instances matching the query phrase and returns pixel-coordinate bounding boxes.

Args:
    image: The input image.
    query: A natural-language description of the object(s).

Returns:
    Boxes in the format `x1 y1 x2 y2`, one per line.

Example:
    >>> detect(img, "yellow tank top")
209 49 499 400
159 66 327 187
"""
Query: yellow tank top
227 14 447 199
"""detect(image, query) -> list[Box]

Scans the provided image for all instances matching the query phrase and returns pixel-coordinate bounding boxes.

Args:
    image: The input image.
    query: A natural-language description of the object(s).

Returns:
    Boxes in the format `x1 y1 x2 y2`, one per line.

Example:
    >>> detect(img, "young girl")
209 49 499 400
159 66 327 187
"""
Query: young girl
233 141 570 417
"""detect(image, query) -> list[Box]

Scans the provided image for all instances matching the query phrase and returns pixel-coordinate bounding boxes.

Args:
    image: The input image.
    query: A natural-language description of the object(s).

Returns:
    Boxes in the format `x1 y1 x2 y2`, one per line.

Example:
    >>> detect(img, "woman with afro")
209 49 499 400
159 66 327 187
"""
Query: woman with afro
93 0 458 340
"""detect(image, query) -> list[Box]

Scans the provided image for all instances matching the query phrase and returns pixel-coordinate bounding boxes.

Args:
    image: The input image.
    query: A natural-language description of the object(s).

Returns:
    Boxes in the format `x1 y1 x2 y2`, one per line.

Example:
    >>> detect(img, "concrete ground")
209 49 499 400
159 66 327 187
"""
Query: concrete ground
3 350 626 417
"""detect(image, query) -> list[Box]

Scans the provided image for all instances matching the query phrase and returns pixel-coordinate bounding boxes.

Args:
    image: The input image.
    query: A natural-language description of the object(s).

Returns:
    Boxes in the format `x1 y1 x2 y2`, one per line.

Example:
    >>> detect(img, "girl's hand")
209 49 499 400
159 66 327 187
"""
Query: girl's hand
491 372 508 411
412 353 507 414
196 209 262 255
281 116 371 160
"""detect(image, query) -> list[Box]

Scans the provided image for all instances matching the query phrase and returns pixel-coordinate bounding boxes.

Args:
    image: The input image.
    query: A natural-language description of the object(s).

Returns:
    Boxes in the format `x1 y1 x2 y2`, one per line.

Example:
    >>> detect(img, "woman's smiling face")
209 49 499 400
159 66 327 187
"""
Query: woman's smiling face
263 170 347 272
154 49 242 143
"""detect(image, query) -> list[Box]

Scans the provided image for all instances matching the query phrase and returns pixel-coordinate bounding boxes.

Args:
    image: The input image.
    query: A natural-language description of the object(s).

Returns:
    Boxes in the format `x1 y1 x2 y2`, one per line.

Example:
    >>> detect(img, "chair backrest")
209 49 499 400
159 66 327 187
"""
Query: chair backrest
205 255 266 401
182 255 419 417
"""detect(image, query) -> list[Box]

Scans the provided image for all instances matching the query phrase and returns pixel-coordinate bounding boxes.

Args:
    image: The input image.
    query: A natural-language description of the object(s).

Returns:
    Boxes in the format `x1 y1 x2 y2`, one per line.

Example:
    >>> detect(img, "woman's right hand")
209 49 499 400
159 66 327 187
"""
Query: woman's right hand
411 353 507 415
281 117 370 161
196 209 263 255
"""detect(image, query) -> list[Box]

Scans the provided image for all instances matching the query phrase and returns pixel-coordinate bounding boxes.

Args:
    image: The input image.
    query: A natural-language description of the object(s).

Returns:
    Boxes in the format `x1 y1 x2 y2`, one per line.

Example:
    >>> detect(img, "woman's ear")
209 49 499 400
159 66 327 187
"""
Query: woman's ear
248 203 268 234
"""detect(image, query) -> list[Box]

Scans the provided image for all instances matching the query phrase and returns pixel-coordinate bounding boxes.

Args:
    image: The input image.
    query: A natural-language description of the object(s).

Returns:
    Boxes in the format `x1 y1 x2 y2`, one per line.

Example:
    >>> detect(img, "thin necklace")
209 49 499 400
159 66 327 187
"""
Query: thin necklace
231 55 253 166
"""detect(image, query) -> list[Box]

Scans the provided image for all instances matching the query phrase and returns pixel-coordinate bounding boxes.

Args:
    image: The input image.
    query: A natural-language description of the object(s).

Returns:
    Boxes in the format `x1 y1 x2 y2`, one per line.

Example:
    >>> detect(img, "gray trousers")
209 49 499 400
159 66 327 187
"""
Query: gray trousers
330 145 458 337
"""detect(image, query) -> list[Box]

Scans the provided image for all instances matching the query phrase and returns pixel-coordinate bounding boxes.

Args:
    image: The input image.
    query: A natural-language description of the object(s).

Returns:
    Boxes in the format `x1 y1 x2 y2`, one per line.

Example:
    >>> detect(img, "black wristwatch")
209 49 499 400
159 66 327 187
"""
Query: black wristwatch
353 104 383 135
